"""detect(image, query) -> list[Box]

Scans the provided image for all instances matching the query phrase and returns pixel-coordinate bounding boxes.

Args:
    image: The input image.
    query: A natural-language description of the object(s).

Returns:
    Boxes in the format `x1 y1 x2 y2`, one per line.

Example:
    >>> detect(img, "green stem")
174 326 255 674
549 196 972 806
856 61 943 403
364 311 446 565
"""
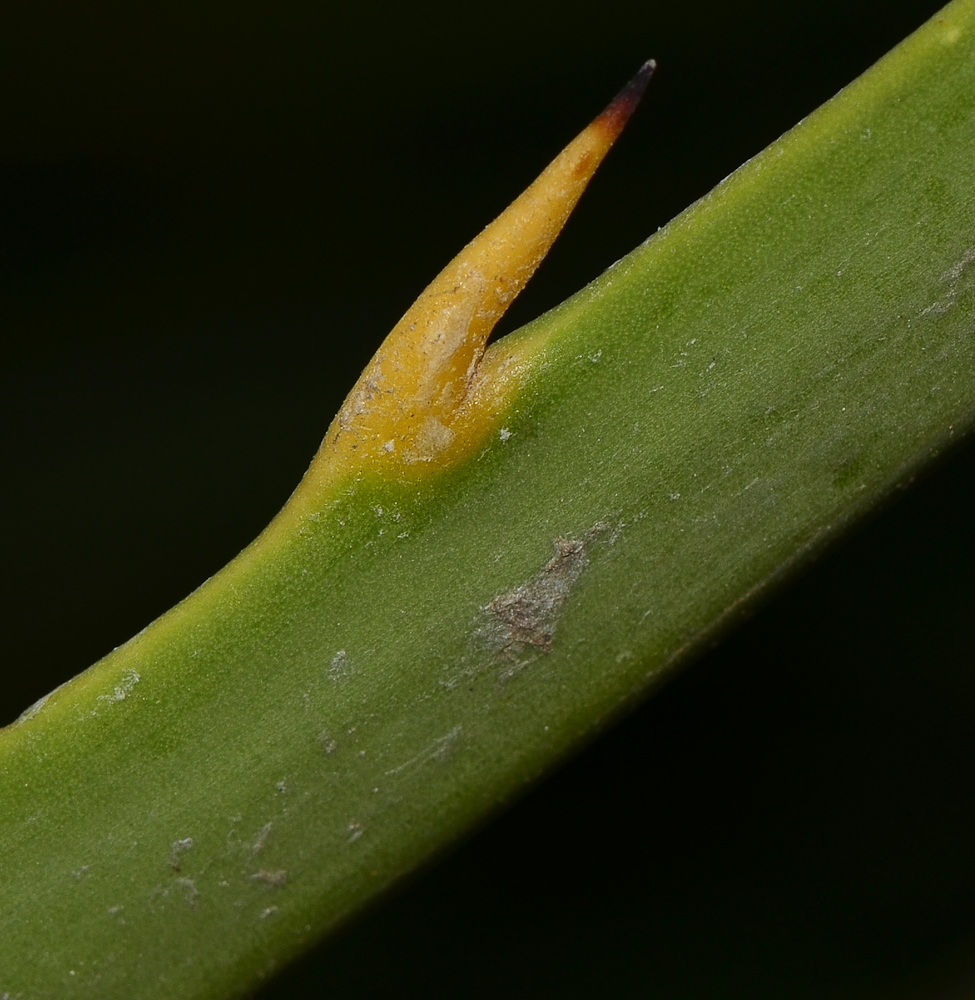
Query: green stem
3 3 975 997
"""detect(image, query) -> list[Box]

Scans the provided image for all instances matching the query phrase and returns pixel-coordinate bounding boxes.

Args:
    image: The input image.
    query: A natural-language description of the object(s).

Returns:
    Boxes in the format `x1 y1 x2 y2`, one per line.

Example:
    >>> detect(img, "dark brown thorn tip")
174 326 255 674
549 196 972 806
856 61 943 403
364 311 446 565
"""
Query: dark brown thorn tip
595 58 657 137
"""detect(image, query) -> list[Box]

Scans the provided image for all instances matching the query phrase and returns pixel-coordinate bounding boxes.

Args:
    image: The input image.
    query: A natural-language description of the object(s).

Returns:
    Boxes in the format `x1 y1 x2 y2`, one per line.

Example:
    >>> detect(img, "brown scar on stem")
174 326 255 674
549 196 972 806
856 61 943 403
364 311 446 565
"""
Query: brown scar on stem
483 523 608 660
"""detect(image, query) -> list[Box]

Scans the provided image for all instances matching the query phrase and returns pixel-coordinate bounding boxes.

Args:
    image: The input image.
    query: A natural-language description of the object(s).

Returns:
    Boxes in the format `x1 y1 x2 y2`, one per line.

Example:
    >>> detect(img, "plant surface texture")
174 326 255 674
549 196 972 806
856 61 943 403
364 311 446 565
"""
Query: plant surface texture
2 1 975 997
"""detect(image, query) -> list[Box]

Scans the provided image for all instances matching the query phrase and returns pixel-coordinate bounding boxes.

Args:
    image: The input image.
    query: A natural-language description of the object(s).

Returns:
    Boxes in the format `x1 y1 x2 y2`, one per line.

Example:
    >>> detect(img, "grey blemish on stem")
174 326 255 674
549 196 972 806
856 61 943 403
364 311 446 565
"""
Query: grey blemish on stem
169 837 194 872
252 822 273 855
250 869 288 887
319 731 338 755
384 725 462 776
16 692 51 724
328 650 352 681
14 679 69 724
481 528 602 660
921 247 975 316
174 877 199 907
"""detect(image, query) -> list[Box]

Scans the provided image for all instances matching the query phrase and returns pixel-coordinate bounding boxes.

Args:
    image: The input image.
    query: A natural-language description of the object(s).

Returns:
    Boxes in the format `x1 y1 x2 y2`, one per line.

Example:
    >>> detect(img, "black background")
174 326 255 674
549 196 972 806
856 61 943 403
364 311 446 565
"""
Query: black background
3 1 975 996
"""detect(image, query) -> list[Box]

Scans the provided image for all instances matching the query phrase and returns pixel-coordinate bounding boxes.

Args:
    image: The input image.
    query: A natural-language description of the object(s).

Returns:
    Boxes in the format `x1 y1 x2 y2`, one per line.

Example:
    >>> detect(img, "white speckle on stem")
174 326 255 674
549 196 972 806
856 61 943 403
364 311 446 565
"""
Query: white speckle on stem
252 822 273 855
14 683 67 724
250 869 288 887
385 726 463 776
328 650 352 681
169 837 194 872
96 668 141 706
174 877 198 907
921 247 975 316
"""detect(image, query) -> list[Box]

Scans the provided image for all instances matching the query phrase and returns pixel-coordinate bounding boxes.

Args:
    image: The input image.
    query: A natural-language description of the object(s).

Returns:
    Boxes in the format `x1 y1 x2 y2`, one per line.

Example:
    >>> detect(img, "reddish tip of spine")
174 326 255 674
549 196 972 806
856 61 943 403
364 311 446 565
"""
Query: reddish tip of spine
594 59 656 138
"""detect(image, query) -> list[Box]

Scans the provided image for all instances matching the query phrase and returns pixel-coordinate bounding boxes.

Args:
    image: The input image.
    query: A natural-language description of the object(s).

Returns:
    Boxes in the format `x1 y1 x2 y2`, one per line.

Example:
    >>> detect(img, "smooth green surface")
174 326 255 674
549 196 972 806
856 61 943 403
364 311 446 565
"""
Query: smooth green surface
2 2 975 996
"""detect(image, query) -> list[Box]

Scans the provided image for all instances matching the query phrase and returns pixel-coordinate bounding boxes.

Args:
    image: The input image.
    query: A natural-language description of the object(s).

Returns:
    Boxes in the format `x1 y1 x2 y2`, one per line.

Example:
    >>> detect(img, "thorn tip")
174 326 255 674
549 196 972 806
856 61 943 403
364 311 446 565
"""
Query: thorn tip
595 59 657 138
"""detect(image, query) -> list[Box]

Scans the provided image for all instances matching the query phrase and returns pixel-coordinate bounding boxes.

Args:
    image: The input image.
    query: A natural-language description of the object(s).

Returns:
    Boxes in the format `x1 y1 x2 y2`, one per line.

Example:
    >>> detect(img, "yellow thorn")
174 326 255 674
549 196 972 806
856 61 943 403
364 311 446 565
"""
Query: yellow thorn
306 61 655 492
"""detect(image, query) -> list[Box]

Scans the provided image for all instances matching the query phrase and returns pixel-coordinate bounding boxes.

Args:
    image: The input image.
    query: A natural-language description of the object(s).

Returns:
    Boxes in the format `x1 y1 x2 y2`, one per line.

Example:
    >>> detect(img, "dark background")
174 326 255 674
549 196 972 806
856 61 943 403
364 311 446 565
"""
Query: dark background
3 1 975 996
